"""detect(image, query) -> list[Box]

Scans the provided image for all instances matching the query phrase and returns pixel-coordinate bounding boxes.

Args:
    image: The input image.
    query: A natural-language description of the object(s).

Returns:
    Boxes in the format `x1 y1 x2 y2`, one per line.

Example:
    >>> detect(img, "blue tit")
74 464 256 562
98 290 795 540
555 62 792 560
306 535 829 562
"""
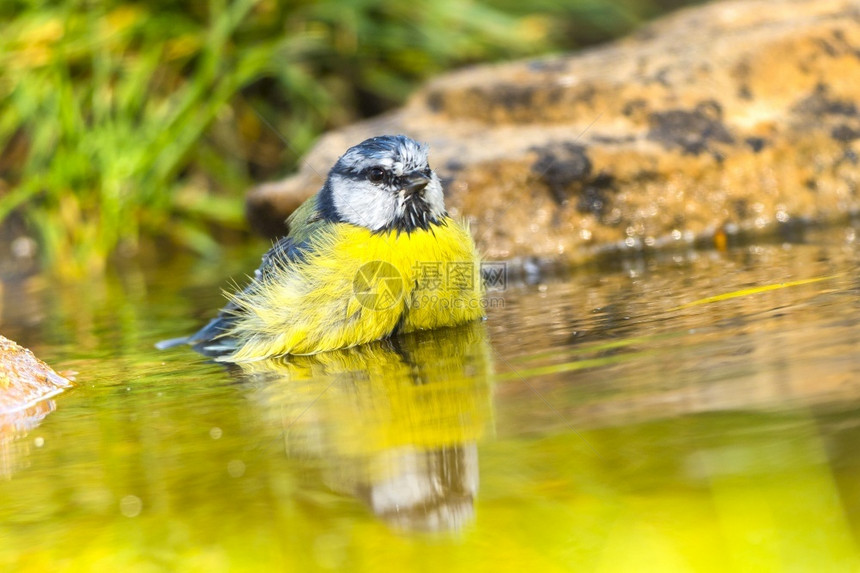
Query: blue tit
159 135 485 362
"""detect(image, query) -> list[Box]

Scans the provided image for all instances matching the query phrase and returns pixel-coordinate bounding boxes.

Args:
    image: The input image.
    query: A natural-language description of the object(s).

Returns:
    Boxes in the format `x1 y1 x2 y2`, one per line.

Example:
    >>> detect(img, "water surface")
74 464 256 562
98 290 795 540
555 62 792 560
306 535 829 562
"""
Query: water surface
2 225 860 571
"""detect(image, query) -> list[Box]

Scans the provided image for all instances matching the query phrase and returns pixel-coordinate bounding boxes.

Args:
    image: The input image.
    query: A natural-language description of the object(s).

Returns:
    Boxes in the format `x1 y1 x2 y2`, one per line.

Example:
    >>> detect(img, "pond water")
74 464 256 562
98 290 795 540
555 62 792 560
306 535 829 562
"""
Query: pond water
2 224 860 572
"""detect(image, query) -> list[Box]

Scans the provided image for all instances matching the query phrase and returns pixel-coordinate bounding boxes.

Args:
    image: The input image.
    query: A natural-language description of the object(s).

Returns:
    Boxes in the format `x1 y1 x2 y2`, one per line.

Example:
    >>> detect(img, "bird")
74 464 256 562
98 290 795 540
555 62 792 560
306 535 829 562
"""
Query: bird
158 135 485 362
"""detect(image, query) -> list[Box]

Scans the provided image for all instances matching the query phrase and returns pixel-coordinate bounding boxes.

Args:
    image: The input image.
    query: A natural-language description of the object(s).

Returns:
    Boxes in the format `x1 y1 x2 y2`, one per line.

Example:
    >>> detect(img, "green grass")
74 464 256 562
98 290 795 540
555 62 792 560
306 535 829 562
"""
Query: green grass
0 0 697 276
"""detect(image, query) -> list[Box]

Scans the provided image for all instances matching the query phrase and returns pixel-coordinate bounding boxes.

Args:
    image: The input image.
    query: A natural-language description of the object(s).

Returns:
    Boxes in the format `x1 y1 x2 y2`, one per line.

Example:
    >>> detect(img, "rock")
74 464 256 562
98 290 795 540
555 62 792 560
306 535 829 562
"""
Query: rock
0 334 71 414
247 0 860 266
0 334 72 477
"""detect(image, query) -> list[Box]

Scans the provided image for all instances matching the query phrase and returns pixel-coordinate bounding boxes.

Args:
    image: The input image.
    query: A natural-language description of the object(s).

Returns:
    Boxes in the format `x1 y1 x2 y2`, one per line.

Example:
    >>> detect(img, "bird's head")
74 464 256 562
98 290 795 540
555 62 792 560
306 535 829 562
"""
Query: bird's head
318 135 447 233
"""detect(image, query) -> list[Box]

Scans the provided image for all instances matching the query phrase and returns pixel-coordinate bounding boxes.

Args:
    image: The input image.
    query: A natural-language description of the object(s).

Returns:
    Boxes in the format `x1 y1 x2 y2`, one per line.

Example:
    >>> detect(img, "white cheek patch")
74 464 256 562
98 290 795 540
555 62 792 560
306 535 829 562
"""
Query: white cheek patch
331 175 397 231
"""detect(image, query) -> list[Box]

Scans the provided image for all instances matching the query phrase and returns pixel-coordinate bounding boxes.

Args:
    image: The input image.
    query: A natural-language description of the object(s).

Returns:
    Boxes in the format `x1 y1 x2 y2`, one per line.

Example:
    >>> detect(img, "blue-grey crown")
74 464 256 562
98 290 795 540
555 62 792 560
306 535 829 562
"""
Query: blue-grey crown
331 135 429 176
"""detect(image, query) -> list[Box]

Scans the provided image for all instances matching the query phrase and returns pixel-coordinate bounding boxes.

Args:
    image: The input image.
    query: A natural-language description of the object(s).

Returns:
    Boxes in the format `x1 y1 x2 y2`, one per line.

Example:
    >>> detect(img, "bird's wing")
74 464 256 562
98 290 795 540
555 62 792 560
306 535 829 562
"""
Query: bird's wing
253 193 326 282
157 193 326 355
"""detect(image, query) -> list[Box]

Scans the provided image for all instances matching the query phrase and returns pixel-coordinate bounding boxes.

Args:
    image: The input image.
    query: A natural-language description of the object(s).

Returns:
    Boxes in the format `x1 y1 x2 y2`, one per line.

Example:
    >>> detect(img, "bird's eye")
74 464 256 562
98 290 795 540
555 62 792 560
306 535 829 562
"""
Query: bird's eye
367 167 385 184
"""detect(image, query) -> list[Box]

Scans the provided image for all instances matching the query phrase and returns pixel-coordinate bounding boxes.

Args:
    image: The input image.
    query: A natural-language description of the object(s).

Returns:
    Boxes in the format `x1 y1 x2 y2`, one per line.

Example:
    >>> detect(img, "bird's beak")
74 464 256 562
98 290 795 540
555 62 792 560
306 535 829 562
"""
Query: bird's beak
402 172 431 197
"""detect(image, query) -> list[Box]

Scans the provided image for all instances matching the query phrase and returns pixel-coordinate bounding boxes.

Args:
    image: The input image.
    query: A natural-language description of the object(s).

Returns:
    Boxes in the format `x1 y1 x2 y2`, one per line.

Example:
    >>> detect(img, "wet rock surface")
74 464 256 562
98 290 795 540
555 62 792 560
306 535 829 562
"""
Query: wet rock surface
0 334 71 414
247 0 860 266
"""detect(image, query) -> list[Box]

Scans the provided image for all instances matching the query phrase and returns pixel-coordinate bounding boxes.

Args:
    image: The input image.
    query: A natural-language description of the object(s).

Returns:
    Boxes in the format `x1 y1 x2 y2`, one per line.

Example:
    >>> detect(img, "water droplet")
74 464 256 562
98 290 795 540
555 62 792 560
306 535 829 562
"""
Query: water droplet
227 460 246 478
120 495 142 517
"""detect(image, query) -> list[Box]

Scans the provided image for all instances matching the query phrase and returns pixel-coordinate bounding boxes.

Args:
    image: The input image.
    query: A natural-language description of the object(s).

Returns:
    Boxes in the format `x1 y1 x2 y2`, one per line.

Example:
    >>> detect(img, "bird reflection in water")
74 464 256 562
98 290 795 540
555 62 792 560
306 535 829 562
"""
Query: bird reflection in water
229 321 494 532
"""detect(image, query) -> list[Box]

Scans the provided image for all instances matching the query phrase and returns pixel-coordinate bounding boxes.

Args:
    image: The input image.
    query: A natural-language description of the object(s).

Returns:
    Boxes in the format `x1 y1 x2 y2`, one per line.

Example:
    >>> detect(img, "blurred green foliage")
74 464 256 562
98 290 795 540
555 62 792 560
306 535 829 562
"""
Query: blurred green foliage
0 0 698 275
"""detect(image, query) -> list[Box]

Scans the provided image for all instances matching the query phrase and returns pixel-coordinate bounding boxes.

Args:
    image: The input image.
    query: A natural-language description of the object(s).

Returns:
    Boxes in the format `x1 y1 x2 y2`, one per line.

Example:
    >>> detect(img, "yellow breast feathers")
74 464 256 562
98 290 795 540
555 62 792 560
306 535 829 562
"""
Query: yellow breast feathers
222 218 484 361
